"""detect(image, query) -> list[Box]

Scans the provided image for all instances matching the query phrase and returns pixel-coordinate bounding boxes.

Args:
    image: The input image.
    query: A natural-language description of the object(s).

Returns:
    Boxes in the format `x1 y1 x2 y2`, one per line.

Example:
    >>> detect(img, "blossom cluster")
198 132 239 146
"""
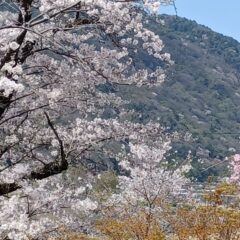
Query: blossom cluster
230 154 240 185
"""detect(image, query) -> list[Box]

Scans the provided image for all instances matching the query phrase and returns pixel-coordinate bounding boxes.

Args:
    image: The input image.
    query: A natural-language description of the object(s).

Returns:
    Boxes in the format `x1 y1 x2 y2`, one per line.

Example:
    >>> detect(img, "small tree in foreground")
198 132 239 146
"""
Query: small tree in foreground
95 142 188 240
230 154 240 186
169 183 240 240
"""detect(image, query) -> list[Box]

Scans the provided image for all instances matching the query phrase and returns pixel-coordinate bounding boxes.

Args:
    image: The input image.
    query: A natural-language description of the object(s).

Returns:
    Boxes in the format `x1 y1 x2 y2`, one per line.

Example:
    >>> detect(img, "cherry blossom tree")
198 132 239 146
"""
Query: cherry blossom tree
0 0 176 239
230 154 240 185
95 141 188 239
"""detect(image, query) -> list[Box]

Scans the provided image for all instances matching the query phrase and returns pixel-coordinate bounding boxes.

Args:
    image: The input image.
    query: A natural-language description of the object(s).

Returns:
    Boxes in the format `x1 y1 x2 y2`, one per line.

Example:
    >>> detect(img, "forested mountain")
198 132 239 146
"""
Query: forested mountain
118 14 240 180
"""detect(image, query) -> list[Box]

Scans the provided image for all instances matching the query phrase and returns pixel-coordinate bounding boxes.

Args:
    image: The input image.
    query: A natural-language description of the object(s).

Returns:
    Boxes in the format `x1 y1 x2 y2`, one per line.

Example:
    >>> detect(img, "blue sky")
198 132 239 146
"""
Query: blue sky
160 0 240 42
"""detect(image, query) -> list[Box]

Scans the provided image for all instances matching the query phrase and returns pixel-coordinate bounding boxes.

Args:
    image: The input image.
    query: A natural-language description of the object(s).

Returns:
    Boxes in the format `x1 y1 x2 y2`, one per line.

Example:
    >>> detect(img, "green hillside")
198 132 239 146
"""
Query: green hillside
118 15 240 181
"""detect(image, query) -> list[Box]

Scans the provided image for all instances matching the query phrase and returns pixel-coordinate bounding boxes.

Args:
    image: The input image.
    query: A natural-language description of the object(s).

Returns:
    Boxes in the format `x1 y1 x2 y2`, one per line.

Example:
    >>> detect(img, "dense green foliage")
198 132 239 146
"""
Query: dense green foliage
118 15 240 181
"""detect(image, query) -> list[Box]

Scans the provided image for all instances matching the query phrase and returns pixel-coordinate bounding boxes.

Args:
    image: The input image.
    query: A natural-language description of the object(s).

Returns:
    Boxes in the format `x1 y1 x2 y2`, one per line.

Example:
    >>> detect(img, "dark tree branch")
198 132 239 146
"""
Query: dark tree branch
0 182 21 195
30 112 68 180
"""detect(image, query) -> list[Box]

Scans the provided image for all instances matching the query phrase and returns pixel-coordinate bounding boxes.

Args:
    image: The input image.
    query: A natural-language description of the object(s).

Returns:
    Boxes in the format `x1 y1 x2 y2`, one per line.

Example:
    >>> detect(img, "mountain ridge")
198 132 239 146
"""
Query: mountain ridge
118 14 240 180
